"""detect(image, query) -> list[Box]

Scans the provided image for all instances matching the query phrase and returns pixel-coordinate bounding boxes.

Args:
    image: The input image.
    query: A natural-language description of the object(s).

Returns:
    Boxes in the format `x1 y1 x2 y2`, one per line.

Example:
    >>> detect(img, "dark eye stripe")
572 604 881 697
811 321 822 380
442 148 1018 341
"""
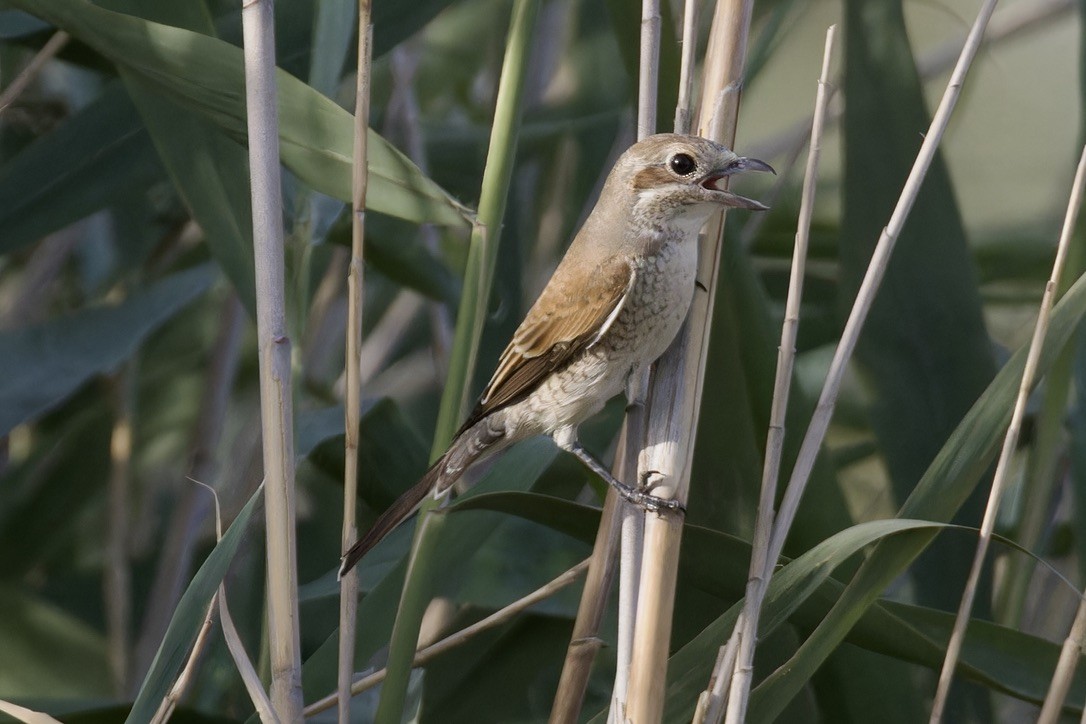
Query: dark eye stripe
631 166 676 190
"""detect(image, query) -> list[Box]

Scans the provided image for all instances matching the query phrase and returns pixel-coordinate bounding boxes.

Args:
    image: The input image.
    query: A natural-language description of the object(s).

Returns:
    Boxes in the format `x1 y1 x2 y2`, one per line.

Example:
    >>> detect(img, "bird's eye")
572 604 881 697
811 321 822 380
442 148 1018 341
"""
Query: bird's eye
669 153 697 176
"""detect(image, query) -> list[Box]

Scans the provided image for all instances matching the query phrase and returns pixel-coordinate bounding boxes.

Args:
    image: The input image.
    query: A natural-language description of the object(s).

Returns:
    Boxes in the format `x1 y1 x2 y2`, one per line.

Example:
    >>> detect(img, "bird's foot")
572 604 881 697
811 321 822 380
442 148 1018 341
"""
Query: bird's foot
611 472 684 514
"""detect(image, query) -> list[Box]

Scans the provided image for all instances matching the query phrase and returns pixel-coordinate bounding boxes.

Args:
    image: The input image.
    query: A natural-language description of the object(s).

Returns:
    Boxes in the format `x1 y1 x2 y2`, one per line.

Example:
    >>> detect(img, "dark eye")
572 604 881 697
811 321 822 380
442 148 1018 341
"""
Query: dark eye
669 153 697 176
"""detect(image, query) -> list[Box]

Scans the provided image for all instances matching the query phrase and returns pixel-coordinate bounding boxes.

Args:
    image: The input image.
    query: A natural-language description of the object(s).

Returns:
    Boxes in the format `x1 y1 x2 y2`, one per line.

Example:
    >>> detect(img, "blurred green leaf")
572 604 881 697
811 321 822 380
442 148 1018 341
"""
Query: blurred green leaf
0 407 110 577
0 267 213 436
0 585 110 699
0 83 164 256
126 486 263 724
105 0 258 314
0 10 51 38
12 0 471 228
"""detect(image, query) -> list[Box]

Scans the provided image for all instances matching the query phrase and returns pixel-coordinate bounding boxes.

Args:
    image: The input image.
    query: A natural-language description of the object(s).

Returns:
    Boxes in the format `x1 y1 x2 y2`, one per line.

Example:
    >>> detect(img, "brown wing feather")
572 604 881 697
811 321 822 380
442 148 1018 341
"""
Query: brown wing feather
457 257 635 435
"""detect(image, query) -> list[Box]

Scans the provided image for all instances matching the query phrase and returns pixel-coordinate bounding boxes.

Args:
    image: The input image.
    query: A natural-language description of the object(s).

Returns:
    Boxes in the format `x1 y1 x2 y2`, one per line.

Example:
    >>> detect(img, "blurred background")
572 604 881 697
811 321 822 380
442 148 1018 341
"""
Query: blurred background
0 0 1083 721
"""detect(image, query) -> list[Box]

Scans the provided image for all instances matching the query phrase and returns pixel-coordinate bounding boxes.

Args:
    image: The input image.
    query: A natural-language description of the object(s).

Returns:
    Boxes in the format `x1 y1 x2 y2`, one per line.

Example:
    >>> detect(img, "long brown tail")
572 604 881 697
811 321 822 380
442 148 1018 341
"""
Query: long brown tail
338 457 444 578
338 417 507 578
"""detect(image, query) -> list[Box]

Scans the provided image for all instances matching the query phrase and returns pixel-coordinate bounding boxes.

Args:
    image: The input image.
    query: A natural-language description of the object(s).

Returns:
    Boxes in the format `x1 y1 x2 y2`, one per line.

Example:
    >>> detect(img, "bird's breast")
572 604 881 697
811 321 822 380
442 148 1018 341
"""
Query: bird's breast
603 237 698 363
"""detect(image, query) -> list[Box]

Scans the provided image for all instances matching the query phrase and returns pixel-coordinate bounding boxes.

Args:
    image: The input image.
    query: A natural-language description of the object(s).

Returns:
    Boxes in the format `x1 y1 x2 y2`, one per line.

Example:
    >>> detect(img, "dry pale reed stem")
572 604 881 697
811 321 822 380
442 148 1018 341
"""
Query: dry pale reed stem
0 699 63 724
932 144 1086 722
220 587 279 723
306 559 590 716
150 595 217 724
766 0 1000 608
150 482 226 724
673 0 700 135
624 2 754 722
611 2 662 717
240 0 304 718
106 369 135 696
1039 591 1086 723
637 0 660 139
206 491 279 724
0 30 69 112
338 3 372 721
548 478 623 723
614 427 645 721
697 625 742 722
721 25 836 724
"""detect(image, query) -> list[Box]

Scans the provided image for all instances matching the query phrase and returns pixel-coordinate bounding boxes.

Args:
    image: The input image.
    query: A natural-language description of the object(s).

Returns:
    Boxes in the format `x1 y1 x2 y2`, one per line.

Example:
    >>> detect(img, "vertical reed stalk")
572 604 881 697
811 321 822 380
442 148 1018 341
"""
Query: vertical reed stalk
764 0 1000 621
623 3 754 721
938 144 1086 723
337 2 372 721
241 0 304 717
374 3 539 721
721 25 835 724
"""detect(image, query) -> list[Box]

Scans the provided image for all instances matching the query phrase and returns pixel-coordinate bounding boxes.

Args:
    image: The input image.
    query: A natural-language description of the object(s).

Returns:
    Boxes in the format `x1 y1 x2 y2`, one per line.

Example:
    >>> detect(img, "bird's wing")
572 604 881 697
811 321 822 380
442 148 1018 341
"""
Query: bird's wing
458 257 636 433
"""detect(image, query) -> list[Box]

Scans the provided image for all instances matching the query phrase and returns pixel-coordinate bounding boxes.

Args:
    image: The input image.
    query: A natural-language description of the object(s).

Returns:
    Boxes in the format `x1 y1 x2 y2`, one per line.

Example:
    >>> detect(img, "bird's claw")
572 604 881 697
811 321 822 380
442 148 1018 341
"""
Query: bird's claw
614 474 685 515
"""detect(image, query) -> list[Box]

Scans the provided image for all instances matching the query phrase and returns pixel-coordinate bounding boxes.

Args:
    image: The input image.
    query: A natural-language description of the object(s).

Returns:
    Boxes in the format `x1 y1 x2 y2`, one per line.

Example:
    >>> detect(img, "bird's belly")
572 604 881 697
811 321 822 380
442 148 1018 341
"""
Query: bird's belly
497 349 626 438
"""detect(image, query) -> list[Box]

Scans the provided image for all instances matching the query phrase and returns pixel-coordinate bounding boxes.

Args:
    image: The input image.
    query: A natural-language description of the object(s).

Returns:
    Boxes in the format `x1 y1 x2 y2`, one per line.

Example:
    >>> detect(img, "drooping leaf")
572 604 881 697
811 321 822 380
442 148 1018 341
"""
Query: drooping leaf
126 487 263 724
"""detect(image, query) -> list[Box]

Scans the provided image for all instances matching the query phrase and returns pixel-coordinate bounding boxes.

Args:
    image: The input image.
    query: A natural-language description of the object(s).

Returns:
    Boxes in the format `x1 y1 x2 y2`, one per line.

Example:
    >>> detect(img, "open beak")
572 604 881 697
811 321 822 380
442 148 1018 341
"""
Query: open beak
700 157 775 211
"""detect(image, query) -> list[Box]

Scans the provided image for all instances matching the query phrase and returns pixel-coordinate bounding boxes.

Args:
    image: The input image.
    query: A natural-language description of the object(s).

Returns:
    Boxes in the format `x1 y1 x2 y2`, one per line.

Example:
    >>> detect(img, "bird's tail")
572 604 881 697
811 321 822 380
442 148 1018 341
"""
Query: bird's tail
338 456 445 579
338 418 505 578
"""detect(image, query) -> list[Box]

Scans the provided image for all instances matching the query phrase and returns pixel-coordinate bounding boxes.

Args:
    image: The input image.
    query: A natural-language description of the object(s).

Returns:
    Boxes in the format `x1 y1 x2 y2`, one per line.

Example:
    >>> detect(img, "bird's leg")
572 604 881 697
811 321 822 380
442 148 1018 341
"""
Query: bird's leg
553 428 684 514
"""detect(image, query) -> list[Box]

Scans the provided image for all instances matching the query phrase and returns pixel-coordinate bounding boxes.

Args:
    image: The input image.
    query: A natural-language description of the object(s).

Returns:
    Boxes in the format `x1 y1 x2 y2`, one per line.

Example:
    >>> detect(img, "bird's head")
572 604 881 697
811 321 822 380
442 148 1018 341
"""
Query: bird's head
618 134 773 231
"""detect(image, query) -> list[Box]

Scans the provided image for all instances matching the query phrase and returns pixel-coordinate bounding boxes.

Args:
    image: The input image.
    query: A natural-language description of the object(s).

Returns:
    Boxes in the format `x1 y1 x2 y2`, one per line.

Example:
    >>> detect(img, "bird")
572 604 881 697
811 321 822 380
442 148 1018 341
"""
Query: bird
339 133 771 577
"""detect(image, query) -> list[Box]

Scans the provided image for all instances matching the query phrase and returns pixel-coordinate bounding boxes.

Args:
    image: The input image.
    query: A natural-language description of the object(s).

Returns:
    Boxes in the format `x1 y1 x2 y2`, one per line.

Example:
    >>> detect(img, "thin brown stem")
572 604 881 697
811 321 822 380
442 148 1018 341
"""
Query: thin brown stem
308 559 591 716
722 25 836 724
0 30 69 113
338 2 372 721
935 144 1086 722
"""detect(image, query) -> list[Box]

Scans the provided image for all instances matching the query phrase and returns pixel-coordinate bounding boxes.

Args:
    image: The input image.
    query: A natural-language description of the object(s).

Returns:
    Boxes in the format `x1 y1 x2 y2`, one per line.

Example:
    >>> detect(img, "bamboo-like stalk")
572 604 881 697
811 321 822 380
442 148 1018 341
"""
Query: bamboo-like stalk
337 1 372 721
106 366 136 696
374 3 539 721
1039 591 1086 723
763 0 1000 623
673 0 700 136
307 559 590 716
150 593 217 724
240 0 304 718
623 2 754 721
935 144 1086 723
549 489 623 722
720 26 836 724
696 628 741 722
0 30 69 112
636 0 660 139
611 2 662 718
554 0 687 705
